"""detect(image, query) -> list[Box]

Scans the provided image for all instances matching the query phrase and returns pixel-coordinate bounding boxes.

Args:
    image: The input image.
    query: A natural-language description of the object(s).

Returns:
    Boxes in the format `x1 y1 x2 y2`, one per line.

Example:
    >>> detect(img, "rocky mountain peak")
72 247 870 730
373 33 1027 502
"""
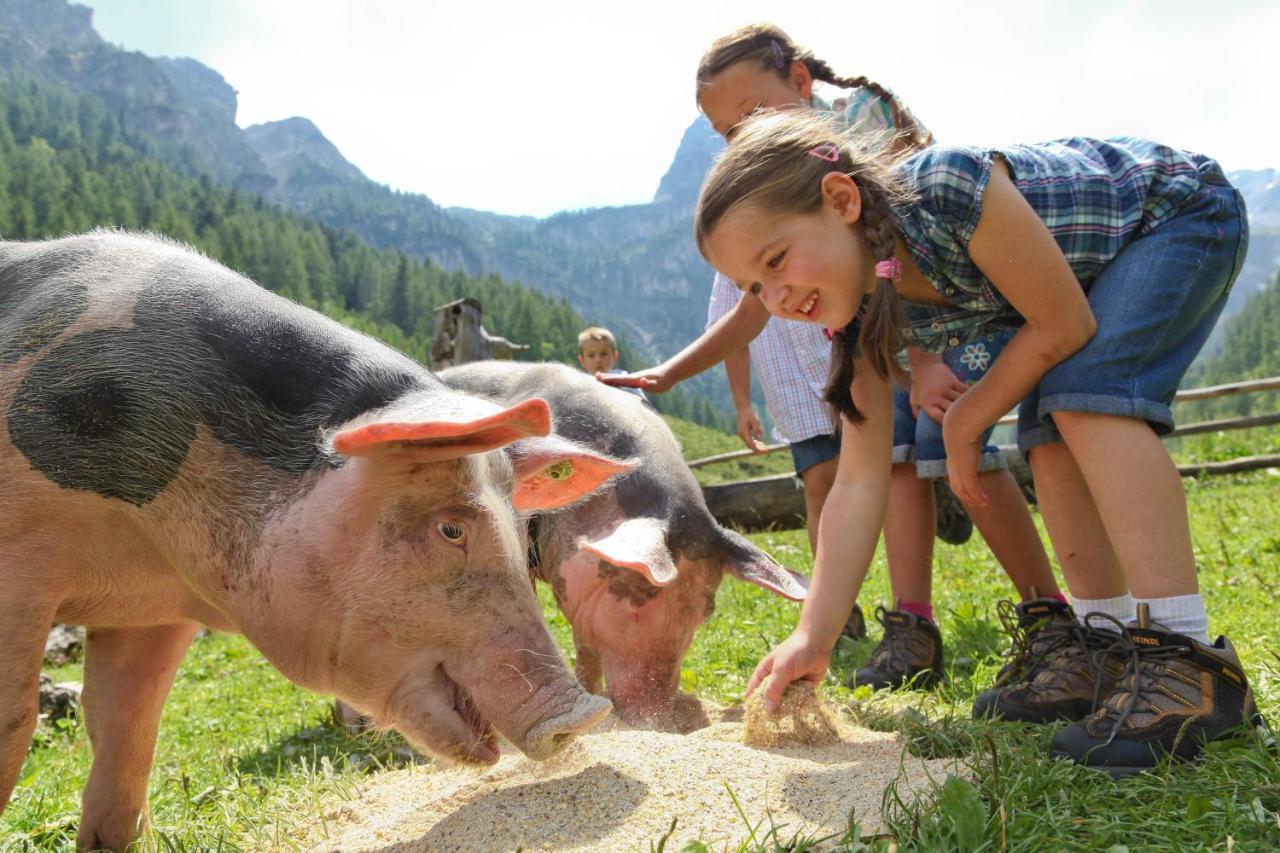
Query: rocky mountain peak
245 116 368 184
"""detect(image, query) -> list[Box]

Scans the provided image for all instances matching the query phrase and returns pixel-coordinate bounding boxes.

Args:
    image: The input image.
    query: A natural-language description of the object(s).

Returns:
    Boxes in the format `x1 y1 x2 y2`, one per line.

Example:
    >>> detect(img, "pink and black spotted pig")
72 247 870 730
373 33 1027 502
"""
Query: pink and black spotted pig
0 232 630 851
441 362 808 731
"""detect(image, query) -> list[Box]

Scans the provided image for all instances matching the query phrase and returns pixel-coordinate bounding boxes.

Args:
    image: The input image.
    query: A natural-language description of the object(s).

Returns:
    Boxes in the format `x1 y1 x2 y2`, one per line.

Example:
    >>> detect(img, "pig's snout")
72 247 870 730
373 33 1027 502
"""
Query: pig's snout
521 692 613 759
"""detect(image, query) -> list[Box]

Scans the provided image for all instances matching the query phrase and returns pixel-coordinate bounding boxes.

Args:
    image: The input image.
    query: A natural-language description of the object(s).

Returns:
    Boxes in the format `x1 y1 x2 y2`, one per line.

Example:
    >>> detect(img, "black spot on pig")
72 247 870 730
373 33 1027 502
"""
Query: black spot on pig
6 239 430 505
9 327 198 505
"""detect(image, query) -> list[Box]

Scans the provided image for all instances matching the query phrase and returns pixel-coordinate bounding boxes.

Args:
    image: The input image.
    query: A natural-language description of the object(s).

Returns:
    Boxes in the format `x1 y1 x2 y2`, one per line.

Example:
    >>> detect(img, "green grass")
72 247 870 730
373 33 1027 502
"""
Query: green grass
5 442 1279 850
661 414 796 486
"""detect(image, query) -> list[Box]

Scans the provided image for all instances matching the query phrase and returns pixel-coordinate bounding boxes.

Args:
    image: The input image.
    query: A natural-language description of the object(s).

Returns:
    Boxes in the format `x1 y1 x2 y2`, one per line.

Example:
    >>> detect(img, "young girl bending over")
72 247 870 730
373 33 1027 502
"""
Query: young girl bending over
608 21 1066 693
700 110 1254 776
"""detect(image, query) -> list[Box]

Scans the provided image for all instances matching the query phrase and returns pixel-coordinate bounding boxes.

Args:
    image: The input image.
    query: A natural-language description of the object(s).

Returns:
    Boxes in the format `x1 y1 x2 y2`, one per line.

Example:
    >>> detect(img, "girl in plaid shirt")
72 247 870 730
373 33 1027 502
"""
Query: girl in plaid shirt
707 110 1255 776
608 22 1064 695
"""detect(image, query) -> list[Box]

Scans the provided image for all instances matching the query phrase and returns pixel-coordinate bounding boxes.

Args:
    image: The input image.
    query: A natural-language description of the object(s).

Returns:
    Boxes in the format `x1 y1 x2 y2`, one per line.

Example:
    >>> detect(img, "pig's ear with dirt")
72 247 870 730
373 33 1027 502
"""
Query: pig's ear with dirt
578 517 678 587
332 396 553 460
508 435 637 513
718 527 808 601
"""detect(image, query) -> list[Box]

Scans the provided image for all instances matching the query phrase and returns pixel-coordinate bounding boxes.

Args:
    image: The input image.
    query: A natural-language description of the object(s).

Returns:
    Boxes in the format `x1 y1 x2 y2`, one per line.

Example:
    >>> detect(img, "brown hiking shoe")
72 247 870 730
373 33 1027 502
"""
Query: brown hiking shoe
1051 606 1261 777
971 597 1078 718
973 614 1126 723
842 602 867 640
854 607 944 690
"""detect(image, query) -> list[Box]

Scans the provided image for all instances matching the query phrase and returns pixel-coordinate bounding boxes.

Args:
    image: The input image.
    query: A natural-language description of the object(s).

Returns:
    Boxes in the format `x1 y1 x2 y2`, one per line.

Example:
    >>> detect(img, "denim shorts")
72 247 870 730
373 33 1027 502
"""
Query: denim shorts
789 431 841 475
893 328 1015 479
1018 182 1250 454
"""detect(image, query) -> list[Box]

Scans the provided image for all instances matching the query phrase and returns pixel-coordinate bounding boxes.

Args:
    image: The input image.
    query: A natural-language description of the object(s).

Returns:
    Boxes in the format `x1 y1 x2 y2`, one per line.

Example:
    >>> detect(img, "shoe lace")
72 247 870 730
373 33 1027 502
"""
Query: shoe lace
993 599 1054 685
1083 613 1191 744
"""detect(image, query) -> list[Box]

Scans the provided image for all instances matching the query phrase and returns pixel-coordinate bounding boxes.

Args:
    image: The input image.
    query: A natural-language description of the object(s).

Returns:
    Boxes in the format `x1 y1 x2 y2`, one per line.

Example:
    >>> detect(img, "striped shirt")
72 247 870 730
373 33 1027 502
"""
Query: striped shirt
705 86 930 442
894 137 1229 353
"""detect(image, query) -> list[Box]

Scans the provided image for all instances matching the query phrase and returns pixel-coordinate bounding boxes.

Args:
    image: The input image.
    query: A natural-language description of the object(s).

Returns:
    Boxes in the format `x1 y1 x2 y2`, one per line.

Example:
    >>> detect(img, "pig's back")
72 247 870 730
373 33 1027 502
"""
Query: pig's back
1 232 433 506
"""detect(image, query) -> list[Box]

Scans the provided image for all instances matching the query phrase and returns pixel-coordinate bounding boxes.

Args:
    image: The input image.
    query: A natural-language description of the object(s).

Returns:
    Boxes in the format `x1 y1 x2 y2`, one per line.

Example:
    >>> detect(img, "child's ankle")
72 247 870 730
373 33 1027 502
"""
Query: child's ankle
898 600 934 622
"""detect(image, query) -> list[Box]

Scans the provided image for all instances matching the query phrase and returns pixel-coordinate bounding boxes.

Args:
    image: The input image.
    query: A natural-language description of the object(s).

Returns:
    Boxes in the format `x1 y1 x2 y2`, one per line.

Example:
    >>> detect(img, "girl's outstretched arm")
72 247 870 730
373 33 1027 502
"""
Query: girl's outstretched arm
746 363 893 710
942 159 1097 506
597 291 769 392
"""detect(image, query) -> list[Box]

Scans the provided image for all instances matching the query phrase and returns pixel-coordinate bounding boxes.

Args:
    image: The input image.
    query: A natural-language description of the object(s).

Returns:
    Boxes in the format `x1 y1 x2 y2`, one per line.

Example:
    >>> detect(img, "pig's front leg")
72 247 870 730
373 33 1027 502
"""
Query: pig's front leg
77 623 199 852
0 599 59 819
574 642 604 695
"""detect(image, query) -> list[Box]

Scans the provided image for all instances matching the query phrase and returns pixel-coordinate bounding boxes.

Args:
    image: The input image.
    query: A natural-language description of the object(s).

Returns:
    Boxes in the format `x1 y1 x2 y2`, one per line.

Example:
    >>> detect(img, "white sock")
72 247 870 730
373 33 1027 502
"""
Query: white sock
1136 593 1211 644
1070 593 1135 633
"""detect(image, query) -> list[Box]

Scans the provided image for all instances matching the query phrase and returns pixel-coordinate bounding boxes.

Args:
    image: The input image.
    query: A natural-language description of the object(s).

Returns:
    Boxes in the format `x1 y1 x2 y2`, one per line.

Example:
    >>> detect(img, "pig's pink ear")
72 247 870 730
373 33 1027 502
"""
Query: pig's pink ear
509 435 636 512
727 557 808 601
333 397 552 459
579 517 677 586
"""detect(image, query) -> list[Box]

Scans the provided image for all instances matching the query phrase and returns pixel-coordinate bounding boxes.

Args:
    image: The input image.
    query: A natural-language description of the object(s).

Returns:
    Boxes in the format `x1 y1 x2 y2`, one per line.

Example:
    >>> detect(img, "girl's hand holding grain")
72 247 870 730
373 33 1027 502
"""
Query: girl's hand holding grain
745 628 832 712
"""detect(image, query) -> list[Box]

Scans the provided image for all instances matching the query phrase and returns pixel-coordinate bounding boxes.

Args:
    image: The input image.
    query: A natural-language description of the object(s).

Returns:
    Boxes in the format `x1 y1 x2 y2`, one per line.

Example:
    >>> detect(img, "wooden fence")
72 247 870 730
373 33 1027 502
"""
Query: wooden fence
696 376 1280 532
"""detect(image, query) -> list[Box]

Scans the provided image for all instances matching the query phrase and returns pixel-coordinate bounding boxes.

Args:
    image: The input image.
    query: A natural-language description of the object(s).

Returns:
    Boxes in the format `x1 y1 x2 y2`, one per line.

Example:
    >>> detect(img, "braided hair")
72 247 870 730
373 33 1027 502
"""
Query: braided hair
695 22 933 156
694 111 912 424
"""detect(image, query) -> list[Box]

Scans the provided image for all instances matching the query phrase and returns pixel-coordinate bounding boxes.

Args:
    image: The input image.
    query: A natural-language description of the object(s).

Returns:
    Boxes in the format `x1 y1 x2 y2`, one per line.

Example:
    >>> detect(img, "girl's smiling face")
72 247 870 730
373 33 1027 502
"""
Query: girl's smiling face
703 173 874 330
699 60 812 140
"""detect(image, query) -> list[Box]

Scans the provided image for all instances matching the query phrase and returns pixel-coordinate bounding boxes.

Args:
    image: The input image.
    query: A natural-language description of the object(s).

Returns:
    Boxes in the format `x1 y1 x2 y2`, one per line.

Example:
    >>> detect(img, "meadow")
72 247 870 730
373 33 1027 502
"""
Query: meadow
2 426 1278 851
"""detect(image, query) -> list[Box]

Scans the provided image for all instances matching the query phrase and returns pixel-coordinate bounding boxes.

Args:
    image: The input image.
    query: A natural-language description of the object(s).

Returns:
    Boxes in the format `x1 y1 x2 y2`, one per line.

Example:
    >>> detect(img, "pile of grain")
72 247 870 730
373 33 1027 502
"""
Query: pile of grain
307 700 950 851
742 677 848 748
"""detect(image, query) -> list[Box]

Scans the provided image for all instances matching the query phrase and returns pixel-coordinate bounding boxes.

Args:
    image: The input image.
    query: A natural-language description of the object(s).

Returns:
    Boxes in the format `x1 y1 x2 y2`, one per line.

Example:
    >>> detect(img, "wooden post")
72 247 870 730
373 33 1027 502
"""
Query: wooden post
429 298 529 370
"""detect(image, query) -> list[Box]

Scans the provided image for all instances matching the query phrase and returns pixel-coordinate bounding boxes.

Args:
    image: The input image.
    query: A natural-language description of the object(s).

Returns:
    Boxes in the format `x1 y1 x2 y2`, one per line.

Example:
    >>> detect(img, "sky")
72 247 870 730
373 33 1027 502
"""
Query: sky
81 0 1280 218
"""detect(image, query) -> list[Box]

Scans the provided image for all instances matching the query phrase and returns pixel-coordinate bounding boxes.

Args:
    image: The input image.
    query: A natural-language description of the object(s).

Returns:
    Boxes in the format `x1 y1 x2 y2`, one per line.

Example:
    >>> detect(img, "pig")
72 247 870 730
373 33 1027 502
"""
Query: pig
0 232 628 850
439 361 808 731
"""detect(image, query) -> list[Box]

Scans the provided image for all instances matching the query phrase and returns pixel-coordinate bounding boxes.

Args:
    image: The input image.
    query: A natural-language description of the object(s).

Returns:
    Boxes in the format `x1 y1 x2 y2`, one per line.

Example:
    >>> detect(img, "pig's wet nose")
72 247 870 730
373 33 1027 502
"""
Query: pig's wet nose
523 693 612 759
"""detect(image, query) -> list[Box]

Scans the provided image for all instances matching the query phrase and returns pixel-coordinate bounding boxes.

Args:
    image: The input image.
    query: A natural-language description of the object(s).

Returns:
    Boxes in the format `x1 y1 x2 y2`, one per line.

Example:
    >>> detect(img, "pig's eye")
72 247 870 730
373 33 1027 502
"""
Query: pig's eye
437 522 467 546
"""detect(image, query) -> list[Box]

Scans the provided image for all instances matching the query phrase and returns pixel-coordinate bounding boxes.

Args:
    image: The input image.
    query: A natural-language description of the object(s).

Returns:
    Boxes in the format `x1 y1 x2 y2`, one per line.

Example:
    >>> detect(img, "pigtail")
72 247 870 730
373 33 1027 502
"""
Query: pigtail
805 59 933 156
823 190 905 424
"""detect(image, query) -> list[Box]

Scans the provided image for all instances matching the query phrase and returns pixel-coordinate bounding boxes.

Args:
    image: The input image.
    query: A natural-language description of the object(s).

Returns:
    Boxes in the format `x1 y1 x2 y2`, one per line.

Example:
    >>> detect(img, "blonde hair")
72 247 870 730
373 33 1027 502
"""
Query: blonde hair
695 22 932 156
694 110 914 423
577 326 617 353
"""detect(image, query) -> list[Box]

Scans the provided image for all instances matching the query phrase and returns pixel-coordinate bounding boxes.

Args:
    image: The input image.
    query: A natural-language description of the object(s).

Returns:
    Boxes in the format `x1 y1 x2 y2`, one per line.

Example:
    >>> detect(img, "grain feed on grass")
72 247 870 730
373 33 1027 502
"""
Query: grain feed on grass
304 697 951 852
742 677 848 748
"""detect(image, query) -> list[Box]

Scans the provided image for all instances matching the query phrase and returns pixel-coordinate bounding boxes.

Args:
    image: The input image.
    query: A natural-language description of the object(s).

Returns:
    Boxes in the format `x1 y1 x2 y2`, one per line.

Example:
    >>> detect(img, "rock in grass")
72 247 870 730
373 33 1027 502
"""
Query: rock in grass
38 673 82 721
44 624 85 665
742 677 847 748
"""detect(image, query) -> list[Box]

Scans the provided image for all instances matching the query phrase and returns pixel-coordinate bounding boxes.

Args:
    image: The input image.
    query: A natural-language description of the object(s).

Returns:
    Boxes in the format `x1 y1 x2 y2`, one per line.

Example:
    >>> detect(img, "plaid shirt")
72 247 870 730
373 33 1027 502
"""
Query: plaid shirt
703 86 929 442
895 137 1228 353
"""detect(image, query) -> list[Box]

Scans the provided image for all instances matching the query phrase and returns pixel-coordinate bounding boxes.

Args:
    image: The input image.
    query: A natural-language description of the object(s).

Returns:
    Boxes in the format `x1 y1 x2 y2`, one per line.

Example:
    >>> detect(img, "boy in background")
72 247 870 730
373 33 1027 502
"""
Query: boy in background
578 326 647 400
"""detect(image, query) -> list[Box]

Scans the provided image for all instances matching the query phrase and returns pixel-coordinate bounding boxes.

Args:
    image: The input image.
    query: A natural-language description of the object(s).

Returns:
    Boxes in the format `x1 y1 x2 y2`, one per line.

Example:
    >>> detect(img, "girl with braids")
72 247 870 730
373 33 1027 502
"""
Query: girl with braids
707 110 1256 777
606 22 1064 694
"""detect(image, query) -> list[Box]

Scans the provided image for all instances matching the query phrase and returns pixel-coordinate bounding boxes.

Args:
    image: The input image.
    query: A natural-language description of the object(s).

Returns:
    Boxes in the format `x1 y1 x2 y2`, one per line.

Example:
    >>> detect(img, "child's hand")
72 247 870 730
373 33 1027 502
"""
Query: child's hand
942 403 989 507
736 405 767 452
597 367 672 393
745 629 832 712
910 360 968 422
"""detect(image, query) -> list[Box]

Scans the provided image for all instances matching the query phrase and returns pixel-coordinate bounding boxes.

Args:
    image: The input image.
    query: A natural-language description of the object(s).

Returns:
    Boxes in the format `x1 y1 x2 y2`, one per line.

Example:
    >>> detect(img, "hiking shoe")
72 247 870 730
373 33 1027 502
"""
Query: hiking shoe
972 615 1126 723
1050 606 1260 778
842 602 867 640
971 597 1078 717
854 608 944 690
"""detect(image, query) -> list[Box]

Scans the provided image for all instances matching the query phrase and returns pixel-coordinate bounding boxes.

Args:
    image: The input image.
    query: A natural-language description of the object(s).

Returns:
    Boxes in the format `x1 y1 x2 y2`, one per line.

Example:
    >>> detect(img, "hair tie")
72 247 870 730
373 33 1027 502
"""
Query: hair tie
771 40 786 69
807 143 839 162
875 258 902 281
